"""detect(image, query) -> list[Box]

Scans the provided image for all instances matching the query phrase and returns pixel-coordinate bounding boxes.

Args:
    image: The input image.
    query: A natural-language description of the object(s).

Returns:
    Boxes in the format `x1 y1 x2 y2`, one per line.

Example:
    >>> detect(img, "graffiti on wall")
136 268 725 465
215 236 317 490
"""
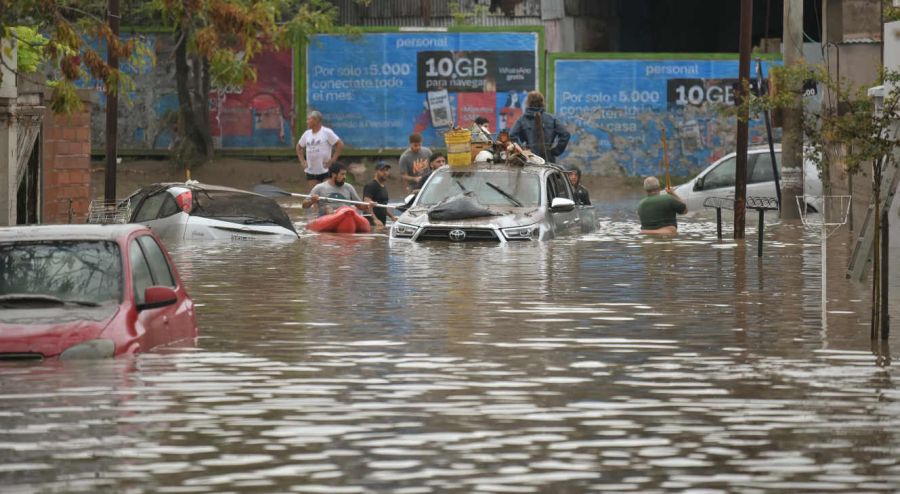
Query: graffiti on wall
79 34 178 150
80 34 293 151
210 49 294 148
553 57 780 177
306 32 539 150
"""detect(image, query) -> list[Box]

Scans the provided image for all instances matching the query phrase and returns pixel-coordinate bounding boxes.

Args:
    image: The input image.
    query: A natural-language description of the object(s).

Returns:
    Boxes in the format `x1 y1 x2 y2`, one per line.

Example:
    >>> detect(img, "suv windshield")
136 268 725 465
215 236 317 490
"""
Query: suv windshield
0 241 122 304
417 169 541 207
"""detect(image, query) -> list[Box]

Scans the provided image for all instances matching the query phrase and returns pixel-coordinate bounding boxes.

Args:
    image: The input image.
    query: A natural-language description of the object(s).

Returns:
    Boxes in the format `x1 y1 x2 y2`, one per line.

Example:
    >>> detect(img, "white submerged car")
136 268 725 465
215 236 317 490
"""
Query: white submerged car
122 182 298 242
672 145 823 214
391 161 597 242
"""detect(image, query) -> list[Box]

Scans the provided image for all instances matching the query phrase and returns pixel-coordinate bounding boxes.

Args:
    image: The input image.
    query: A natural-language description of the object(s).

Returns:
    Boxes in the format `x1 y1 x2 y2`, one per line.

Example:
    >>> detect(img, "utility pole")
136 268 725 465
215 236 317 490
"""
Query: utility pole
735 0 753 239
781 0 804 219
104 0 119 202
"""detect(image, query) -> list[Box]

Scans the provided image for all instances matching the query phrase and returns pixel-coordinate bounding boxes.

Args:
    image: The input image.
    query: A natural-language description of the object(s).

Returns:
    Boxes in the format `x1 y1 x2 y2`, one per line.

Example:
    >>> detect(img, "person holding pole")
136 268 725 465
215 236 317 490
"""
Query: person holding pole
637 176 687 235
363 161 398 228
302 162 373 217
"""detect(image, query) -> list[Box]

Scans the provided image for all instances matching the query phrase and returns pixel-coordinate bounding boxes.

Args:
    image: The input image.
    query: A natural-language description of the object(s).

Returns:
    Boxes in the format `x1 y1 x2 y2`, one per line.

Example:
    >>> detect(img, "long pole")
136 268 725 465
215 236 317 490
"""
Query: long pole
104 0 119 202
880 208 890 340
822 205 827 334
735 0 753 239
756 58 781 210
781 0 804 219
662 132 671 189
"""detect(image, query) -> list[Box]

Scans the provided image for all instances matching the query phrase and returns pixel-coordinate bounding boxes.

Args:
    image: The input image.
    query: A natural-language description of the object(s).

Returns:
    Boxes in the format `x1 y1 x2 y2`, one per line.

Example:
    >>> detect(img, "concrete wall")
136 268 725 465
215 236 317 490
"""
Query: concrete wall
42 95 94 224
0 38 18 226
821 0 882 233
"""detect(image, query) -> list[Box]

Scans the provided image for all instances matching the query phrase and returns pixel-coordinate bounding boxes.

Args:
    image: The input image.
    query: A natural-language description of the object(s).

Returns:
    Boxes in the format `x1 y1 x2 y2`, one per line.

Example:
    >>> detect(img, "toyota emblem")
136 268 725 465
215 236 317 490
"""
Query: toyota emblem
448 229 466 242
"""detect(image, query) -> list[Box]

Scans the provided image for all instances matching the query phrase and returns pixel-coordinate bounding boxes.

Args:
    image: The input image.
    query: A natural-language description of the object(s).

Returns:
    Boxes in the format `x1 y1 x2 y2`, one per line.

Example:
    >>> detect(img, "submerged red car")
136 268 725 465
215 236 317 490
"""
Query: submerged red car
0 224 197 360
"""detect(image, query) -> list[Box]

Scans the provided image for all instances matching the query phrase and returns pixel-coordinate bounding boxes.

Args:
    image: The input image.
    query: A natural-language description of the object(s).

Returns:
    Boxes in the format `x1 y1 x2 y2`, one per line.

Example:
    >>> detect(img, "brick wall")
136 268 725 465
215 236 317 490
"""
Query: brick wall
42 102 93 224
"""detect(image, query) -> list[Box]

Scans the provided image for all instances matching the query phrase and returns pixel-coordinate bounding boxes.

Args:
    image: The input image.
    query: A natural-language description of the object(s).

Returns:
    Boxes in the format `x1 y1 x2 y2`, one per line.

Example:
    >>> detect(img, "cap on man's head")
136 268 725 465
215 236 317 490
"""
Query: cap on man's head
474 116 489 125
375 160 391 170
643 176 661 191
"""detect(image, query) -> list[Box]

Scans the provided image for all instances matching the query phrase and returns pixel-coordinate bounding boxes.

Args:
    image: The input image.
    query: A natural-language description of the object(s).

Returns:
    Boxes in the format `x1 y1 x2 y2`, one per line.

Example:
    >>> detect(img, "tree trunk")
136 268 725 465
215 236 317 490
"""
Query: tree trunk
174 25 213 165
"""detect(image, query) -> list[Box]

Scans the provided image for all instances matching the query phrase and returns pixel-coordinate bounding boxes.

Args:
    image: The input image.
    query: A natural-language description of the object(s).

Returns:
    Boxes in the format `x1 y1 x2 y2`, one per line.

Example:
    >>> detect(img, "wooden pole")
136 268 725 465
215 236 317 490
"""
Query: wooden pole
881 208 890 340
104 0 120 202
734 0 753 239
662 131 671 189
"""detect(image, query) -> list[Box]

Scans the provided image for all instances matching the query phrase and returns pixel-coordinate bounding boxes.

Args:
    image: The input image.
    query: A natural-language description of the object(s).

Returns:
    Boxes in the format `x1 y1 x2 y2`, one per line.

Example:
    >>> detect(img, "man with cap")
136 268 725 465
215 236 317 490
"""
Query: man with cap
637 176 687 235
363 160 397 228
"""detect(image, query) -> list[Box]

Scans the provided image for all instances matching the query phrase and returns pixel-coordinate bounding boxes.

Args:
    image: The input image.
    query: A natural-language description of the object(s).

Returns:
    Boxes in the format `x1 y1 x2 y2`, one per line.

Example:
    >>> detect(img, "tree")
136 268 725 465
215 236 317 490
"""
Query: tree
748 63 900 339
1 0 137 113
145 0 344 165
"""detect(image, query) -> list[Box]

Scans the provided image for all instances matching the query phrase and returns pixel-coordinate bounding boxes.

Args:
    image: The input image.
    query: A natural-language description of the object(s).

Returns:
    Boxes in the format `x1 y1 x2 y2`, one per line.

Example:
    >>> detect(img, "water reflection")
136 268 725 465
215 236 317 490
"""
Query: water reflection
0 208 898 492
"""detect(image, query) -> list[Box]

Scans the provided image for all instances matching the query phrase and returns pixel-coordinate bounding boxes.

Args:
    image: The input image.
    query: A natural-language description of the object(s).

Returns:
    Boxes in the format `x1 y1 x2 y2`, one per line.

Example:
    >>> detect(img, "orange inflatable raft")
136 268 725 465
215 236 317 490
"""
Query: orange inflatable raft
307 206 372 234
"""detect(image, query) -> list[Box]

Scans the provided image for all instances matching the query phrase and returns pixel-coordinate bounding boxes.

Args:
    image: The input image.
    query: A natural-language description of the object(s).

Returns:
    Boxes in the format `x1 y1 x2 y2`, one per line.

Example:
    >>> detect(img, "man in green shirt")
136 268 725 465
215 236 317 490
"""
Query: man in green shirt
637 176 687 234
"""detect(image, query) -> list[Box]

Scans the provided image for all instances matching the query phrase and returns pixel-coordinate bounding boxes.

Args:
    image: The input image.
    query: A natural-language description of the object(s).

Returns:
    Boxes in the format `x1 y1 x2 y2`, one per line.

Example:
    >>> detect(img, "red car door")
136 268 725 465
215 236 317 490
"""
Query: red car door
129 236 173 351
136 235 195 342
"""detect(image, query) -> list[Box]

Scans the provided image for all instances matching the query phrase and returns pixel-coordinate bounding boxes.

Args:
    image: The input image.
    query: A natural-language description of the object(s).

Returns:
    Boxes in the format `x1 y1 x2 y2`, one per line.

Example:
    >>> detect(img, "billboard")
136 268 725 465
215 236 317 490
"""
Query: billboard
305 31 540 150
552 56 779 177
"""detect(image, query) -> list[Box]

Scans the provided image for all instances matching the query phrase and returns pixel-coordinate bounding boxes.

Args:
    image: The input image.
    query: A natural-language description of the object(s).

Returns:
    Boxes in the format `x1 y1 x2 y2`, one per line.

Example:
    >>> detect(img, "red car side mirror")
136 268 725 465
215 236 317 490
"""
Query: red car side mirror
138 286 178 311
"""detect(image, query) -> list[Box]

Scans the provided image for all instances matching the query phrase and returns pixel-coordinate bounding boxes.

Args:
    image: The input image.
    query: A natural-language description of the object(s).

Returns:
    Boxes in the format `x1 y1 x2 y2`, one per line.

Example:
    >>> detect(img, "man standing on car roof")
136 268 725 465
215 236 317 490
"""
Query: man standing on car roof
303 162 372 217
509 91 570 162
637 176 687 235
363 161 397 228
296 110 344 188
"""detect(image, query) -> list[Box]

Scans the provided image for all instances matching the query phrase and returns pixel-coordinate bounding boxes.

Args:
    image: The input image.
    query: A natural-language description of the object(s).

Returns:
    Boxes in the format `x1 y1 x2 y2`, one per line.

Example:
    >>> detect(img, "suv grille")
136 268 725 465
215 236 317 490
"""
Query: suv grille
417 227 499 242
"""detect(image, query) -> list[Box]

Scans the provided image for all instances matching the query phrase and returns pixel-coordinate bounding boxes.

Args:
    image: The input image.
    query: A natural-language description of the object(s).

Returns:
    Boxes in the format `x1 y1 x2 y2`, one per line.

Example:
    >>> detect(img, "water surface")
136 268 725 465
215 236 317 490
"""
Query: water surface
2 197 898 493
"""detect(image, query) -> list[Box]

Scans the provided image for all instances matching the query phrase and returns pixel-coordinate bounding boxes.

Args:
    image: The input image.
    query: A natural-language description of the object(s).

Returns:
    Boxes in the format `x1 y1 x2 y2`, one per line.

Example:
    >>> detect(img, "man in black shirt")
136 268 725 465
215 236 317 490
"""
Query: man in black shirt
363 161 397 228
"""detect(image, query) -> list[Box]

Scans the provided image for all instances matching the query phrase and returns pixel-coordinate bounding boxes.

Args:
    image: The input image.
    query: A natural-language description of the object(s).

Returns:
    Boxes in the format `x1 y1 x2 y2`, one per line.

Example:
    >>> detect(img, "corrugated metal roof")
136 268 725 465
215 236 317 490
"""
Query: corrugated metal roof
331 0 542 27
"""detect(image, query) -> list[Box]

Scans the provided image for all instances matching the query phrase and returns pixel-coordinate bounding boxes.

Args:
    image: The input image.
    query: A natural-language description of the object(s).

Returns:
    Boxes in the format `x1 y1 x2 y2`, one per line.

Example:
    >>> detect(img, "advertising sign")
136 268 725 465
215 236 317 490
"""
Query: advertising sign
306 31 539 150
553 56 779 176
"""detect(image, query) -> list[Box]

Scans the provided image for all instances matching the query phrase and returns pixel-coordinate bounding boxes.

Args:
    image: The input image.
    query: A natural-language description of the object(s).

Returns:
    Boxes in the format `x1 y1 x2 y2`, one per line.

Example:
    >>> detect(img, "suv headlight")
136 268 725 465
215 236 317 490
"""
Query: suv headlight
502 224 538 240
392 222 419 238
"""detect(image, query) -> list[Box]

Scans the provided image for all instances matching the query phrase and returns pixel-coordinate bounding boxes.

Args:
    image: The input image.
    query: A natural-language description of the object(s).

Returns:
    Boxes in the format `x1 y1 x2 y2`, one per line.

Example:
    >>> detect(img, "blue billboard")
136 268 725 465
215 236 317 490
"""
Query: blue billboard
305 31 540 150
553 56 779 177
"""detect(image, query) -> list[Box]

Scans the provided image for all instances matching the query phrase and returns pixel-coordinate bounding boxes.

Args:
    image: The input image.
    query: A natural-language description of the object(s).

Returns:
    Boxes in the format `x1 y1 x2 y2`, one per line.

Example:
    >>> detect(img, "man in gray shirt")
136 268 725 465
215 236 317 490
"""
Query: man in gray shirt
398 133 431 192
302 162 372 217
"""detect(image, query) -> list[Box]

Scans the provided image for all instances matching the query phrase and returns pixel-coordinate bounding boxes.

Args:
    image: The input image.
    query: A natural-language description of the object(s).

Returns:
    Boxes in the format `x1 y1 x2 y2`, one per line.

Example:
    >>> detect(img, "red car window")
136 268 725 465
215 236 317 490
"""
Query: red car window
130 239 154 304
137 236 175 287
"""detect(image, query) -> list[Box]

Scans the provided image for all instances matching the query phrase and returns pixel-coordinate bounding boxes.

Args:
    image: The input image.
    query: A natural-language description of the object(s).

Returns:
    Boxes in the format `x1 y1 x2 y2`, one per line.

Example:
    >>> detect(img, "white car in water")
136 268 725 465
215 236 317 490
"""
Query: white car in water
672 145 823 214
391 161 597 242
122 182 298 242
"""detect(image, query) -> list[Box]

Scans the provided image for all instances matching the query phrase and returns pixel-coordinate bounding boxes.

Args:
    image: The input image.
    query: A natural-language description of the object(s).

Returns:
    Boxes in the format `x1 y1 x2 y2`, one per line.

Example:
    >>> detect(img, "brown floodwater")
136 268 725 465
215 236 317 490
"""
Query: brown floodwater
1 190 899 493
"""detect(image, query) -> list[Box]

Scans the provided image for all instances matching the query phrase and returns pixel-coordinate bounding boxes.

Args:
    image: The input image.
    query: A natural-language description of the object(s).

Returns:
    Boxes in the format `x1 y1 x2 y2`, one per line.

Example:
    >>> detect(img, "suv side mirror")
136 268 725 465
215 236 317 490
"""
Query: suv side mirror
137 286 177 311
694 176 704 191
550 197 575 212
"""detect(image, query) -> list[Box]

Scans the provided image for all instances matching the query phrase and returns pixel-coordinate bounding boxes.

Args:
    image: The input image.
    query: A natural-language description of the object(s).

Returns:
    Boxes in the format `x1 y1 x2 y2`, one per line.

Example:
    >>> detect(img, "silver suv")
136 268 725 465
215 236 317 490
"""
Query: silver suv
391 162 596 242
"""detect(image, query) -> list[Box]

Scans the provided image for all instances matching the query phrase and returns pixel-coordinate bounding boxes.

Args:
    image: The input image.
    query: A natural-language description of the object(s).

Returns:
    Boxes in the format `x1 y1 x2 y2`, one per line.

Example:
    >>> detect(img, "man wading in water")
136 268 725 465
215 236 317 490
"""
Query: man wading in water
637 176 687 235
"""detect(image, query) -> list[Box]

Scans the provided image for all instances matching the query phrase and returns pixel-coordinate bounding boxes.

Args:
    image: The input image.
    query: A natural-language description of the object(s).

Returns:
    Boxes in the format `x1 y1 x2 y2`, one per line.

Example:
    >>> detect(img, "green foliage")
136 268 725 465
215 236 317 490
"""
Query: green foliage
886 0 900 22
47 79 84 113
4 26 48 74
450 1 490 26
727 62 900 185
0 0 145 114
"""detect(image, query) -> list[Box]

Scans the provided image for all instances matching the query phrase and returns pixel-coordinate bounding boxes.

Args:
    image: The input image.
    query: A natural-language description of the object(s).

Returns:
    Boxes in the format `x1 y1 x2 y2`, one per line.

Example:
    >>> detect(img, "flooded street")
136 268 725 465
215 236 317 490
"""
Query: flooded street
2 194 899 493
